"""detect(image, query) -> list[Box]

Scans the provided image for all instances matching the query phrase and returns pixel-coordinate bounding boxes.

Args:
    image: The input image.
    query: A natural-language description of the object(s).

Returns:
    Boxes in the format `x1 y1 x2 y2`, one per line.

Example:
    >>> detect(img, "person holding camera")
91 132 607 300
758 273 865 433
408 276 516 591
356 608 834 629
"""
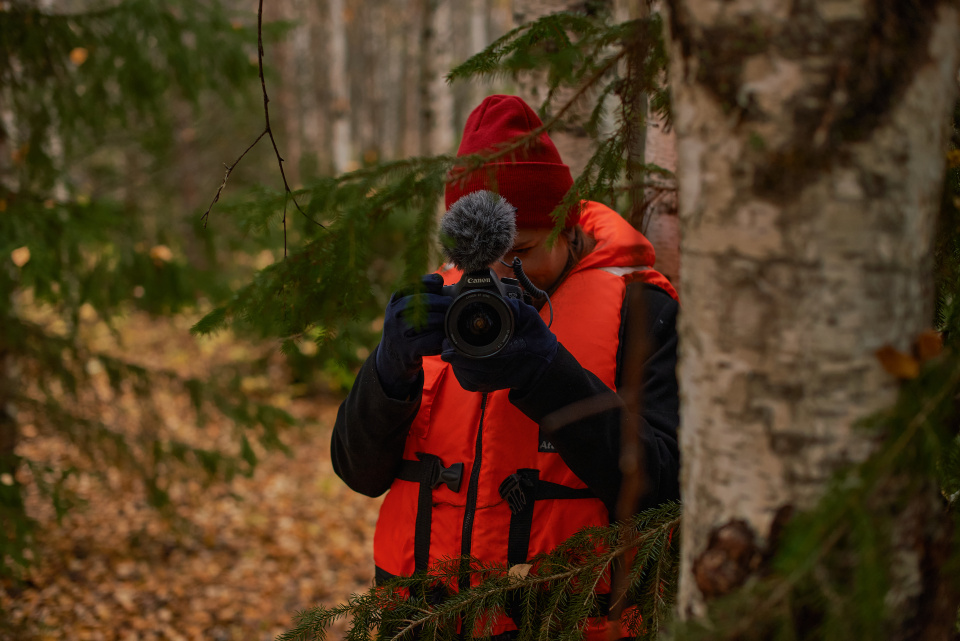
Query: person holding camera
331 94 680 639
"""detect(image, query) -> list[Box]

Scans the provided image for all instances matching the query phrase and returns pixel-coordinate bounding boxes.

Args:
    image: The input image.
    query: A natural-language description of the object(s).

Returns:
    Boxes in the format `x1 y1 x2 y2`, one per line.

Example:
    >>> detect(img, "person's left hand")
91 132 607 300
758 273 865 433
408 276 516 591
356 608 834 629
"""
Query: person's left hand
441 298 558 393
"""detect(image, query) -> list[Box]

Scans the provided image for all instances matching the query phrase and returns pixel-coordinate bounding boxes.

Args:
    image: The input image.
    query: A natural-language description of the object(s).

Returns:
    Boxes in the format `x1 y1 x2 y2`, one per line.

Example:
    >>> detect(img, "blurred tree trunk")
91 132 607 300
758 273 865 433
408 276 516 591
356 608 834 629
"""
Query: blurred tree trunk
617 0 680 287
464 0 490 117
296 0 324 179
381 0 407 161
418 0 456 155
615 0 648 227
417 0 434 155
271 0 301 186
400 0 420 157
512 0 611 176
329 0 352 172
668 0 960 631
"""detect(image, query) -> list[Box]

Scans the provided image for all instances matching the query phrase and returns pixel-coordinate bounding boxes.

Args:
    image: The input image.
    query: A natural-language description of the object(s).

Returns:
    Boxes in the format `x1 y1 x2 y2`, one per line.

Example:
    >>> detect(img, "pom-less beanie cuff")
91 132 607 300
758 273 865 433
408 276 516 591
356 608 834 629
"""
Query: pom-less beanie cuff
445 95 580 229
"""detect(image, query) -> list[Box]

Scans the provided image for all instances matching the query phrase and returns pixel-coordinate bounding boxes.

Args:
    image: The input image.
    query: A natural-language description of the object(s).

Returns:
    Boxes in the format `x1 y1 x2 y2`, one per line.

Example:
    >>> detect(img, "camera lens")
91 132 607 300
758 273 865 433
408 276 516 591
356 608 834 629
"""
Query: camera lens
445 290 514 358
457 302 501 347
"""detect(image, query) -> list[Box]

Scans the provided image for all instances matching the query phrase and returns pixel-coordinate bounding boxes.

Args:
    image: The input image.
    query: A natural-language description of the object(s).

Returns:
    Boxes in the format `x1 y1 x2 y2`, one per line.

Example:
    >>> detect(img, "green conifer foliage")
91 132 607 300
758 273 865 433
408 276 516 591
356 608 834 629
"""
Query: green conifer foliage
0 0 295 580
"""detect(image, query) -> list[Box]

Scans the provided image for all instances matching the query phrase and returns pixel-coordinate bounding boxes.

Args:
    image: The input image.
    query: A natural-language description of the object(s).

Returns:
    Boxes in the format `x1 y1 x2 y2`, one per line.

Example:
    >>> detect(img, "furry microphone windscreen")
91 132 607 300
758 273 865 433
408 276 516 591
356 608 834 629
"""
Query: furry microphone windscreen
439 191 517 273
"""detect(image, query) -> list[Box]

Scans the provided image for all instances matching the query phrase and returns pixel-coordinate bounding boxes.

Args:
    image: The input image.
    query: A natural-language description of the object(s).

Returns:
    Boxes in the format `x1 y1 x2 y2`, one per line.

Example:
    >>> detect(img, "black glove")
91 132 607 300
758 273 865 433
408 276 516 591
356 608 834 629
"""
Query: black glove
375 274 451 399
441 297 558 393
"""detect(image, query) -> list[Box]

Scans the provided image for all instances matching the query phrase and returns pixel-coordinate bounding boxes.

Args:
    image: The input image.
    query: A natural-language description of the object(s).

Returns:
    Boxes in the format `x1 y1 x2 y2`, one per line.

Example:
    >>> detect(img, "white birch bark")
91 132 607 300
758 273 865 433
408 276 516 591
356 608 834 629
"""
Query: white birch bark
667 0 960 620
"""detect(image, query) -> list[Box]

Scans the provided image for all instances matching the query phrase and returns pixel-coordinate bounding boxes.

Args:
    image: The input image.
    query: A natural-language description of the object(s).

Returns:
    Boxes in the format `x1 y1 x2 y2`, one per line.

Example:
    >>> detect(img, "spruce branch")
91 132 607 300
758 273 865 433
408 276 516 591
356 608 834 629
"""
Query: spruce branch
279 507 680 641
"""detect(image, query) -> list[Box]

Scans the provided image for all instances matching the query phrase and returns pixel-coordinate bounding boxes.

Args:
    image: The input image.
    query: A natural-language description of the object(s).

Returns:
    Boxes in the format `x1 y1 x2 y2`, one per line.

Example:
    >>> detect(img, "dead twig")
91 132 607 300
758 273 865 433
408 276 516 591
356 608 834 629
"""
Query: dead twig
201 0 323 256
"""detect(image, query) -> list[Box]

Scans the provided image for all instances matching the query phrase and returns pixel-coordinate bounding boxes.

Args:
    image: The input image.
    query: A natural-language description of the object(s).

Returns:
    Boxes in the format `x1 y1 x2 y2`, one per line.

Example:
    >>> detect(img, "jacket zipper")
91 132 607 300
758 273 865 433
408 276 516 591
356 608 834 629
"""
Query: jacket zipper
459 392 487 592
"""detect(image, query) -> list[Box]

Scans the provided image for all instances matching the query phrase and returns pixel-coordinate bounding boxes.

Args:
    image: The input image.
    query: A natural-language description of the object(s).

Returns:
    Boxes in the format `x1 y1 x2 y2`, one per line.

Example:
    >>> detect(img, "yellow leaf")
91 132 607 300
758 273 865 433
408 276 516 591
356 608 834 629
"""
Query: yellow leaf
149 244 173 265
69 47 88 66
875 345 920 380
948 149 960 169
11 246 30 267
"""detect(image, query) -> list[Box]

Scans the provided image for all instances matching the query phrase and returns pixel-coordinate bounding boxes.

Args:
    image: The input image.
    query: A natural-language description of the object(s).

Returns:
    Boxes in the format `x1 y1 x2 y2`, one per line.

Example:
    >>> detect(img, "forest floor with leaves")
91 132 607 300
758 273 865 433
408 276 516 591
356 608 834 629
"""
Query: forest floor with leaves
0 309 381 641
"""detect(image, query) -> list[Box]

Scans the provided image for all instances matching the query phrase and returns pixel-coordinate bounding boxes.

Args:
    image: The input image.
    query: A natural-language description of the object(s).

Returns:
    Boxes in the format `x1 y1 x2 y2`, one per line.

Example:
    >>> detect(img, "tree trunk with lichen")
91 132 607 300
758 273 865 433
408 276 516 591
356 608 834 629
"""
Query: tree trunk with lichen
666 0 960 628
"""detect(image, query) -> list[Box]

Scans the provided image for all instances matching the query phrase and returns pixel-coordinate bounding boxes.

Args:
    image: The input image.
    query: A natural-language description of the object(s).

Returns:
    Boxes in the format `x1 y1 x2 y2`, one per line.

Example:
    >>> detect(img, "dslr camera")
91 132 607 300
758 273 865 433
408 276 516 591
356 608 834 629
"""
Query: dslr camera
442 268 526 358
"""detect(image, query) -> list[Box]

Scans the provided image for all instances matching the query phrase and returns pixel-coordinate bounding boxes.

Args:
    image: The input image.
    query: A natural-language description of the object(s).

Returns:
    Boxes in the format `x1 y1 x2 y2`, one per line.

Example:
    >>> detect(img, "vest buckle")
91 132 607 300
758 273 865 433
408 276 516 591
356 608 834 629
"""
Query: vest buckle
416 452 463 493
435 461 463 493
499 473 533 515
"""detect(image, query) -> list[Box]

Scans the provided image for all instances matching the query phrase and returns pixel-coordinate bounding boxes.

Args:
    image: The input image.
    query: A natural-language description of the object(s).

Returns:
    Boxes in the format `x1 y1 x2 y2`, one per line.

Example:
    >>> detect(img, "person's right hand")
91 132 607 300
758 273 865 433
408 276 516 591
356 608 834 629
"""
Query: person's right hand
375 273 451 398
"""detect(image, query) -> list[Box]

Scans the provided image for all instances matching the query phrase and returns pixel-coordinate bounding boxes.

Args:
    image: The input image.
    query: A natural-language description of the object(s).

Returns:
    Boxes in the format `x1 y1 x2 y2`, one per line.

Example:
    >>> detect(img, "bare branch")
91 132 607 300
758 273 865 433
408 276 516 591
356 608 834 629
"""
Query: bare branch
202 0 324 239
200 130 267 227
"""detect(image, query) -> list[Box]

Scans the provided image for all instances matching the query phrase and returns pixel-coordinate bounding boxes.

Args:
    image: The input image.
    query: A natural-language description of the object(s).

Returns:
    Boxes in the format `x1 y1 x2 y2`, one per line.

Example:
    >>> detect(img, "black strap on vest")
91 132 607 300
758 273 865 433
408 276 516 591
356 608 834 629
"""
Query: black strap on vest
499 469 596 566
397 453 464 572
498 467 610 631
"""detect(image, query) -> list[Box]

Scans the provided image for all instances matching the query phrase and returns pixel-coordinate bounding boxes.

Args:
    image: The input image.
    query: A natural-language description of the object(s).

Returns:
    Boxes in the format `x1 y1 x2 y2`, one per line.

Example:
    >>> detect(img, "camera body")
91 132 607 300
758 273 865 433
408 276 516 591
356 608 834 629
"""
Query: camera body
442 268 525 358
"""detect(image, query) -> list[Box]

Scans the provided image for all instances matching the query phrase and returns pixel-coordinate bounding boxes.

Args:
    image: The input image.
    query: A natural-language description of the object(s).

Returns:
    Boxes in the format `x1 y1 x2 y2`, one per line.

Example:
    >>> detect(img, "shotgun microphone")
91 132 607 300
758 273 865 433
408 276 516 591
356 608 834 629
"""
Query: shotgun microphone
439 191 516 273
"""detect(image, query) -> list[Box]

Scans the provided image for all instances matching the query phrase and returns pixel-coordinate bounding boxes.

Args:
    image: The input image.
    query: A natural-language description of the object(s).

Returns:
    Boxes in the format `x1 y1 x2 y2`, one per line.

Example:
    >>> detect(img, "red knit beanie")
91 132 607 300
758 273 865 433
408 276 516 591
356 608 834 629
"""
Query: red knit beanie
445 94 580 229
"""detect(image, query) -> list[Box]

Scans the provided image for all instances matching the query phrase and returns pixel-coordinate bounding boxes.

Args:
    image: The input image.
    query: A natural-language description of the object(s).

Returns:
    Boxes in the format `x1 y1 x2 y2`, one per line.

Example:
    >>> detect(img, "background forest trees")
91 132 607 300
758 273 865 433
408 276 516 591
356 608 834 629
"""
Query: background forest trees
0 0 288 580
4 0 960 639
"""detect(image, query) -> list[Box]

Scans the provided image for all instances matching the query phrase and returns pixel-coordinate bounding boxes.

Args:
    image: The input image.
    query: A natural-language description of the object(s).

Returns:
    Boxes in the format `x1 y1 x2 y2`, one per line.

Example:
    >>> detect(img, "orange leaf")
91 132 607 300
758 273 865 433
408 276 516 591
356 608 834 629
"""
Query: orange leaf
915 330 943 362
876 345 920 379
69 47 89 66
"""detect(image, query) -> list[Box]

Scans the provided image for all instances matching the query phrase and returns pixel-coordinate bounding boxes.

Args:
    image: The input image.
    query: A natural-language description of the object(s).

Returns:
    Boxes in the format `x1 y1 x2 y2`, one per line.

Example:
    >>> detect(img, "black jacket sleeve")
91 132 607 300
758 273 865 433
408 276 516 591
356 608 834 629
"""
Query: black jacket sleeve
508 284 680 517
330 347 423 497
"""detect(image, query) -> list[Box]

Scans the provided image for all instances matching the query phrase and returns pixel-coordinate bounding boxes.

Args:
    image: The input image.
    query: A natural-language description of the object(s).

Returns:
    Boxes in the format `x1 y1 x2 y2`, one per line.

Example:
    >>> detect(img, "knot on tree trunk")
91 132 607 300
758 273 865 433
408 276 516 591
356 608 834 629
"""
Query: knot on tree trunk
692 519 762 599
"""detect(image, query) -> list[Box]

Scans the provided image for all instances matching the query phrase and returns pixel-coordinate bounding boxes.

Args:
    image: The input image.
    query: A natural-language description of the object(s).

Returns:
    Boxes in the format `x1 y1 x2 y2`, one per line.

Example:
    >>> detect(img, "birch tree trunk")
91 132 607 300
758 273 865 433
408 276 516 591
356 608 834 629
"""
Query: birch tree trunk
666 0 960 623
